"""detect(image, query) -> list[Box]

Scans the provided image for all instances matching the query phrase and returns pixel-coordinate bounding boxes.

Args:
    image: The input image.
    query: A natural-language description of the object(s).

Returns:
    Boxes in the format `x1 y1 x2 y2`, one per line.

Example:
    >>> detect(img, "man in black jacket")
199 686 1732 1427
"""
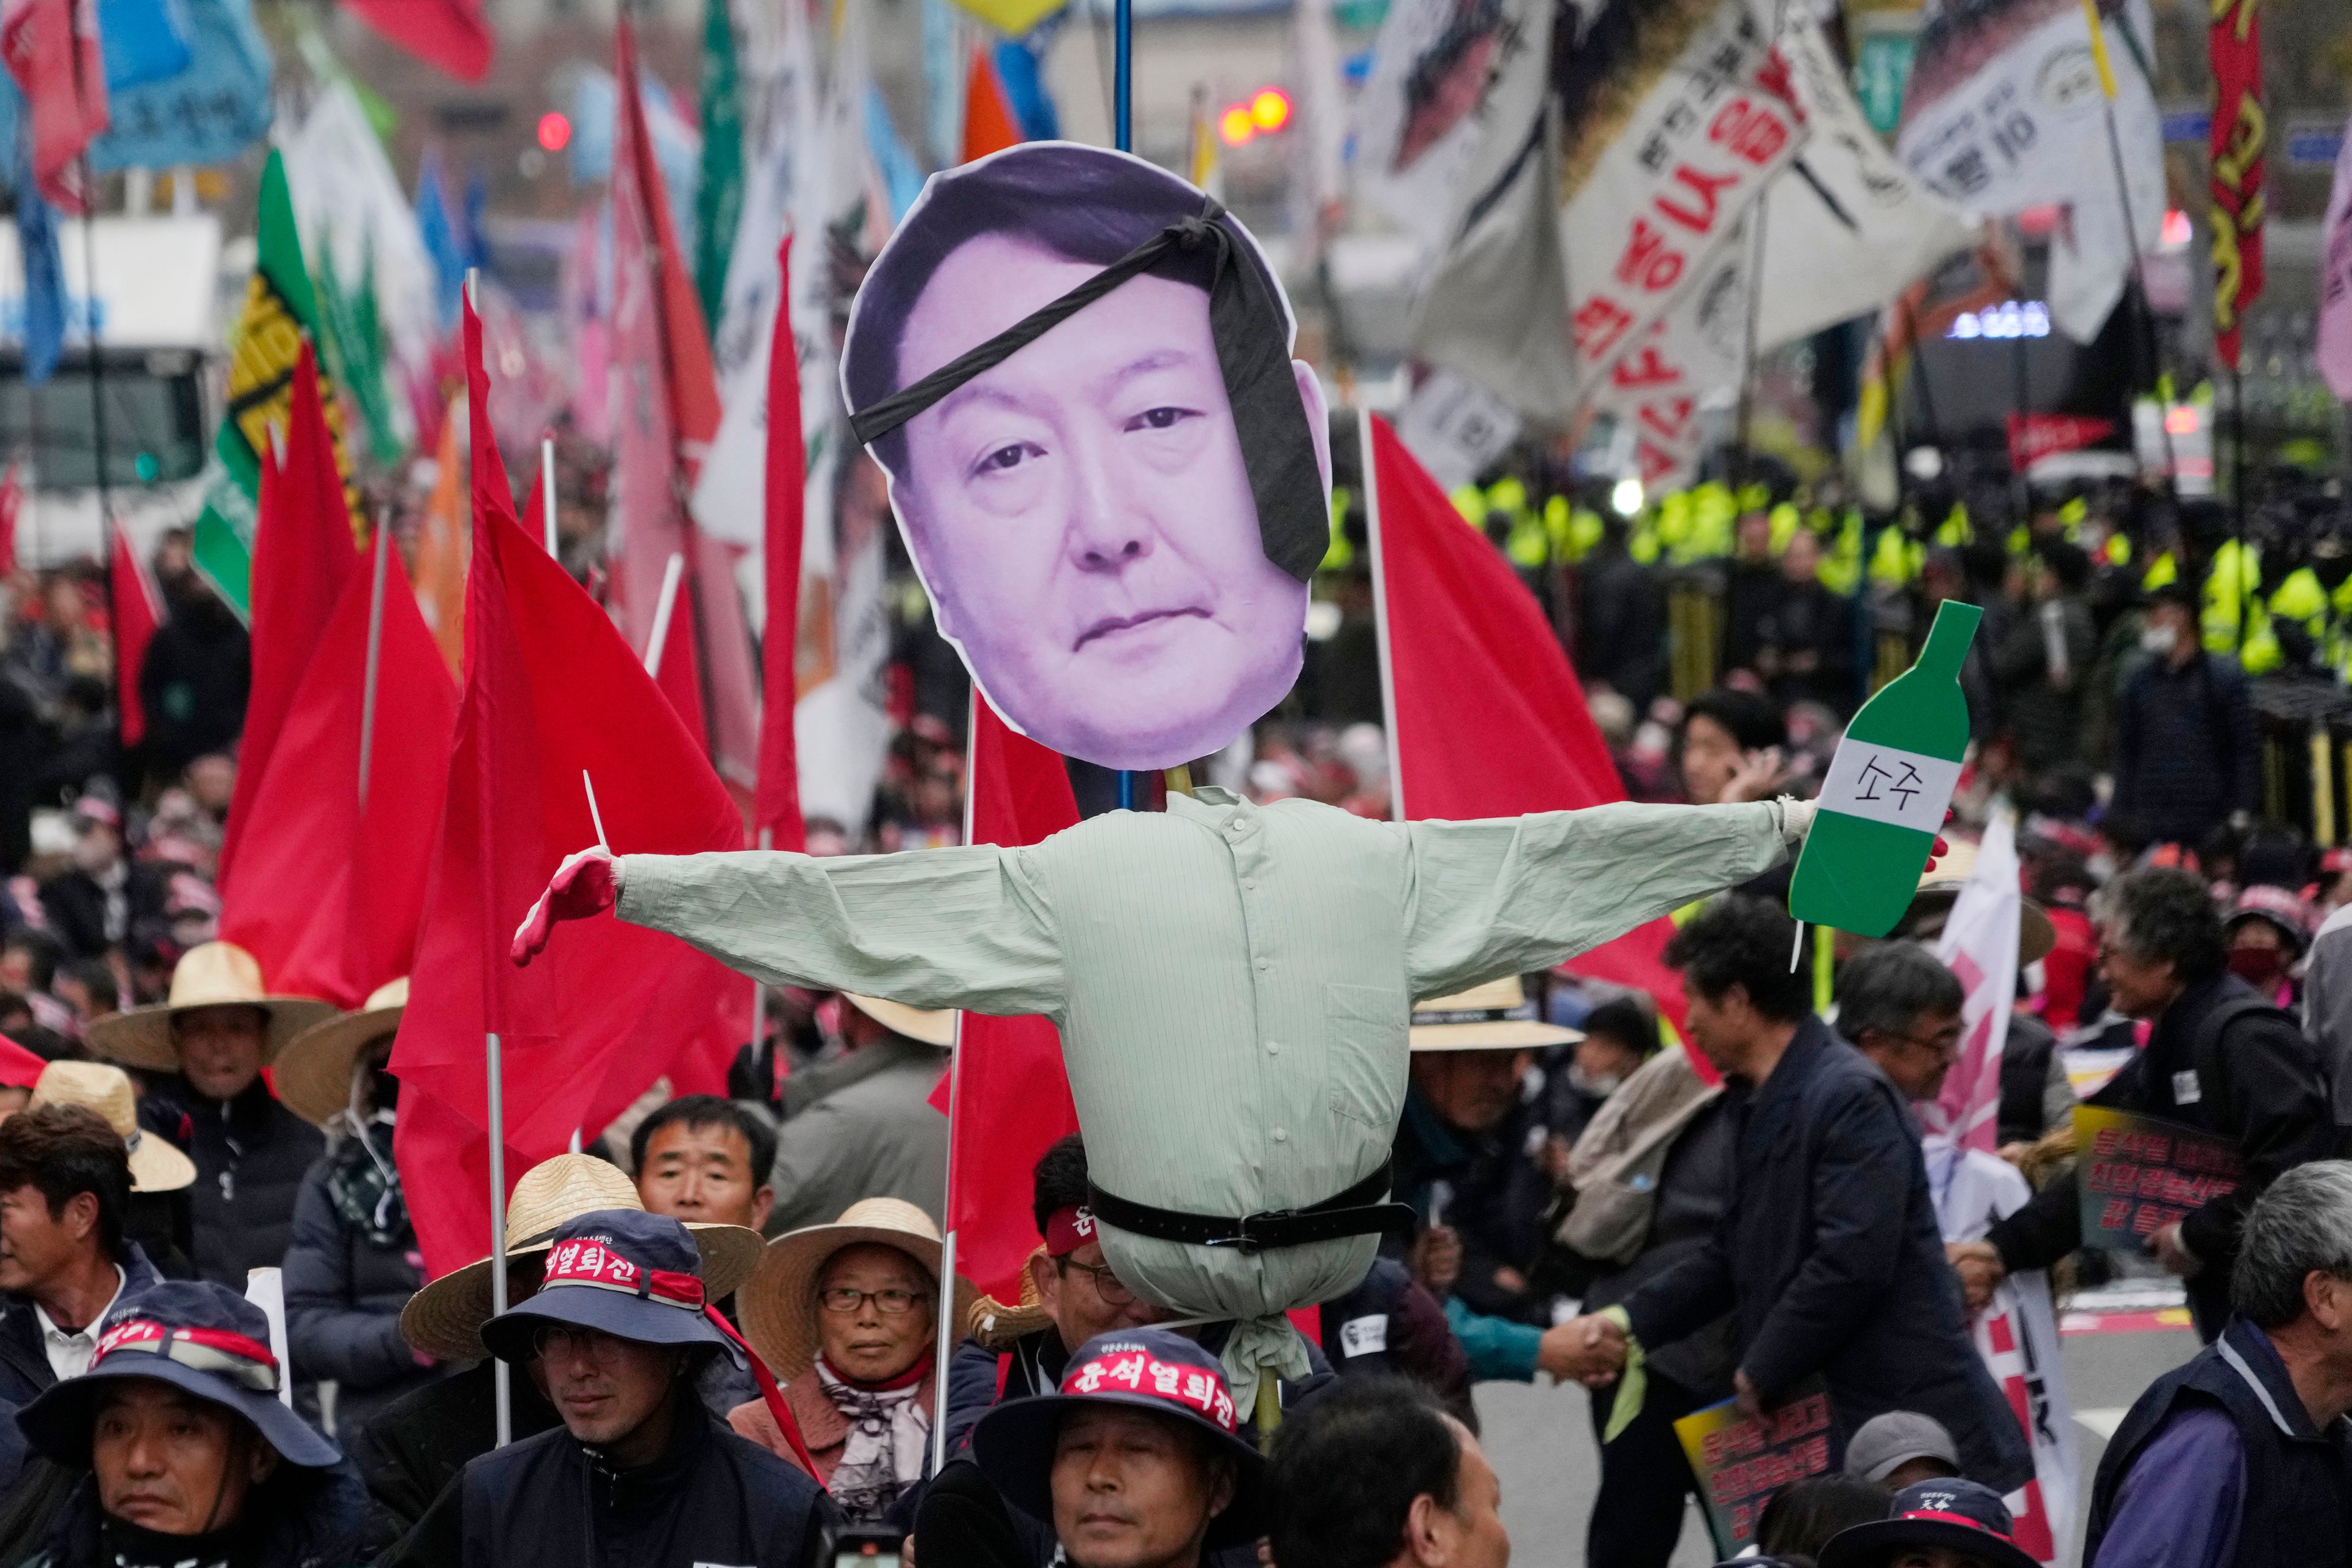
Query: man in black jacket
2082 1161 2352 1568
35 799 168 963
85 943 332 1291
1559 896 2032 1492
0 1105 167 1495
385 1208 834 1568
1950 867 2336 1341
2110 583 2260 848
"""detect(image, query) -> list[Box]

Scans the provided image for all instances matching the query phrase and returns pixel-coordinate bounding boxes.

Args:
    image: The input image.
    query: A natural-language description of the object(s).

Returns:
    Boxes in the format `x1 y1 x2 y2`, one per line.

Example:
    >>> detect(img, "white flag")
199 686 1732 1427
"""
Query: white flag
1928 809 2022 1153
1928 1139 2079 1564
1755 19 1972 353
1896 0 2162 344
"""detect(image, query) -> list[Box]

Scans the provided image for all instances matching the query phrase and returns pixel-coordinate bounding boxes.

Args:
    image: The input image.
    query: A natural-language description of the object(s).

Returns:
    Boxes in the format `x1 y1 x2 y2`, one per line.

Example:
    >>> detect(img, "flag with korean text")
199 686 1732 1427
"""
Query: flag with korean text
1925 809 2021 1153
1928 1138 2077 1563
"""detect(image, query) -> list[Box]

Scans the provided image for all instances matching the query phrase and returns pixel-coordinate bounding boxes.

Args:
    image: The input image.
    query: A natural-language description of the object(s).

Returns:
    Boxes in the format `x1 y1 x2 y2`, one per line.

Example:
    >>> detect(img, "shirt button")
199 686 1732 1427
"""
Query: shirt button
1272 1127 1288 1142
1256 958 1270 971
1265 1041 1281 1055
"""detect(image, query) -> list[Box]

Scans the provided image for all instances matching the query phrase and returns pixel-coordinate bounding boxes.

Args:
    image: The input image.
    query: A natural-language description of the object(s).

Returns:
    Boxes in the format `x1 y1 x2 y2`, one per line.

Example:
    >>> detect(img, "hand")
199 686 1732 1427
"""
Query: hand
2148 1223 2203 1279
1409 1225 1462 1297
1538 1314 1626 1385
1541 1134 1574 1186
1722 746 1790 804
511 845 619 965
1946 1240 2005 1313
1734 1368 1766 1423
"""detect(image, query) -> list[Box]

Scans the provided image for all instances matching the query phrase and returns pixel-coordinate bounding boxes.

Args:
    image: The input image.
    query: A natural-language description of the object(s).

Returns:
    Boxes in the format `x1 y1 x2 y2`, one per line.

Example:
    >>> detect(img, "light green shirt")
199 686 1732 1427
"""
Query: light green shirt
617 788 1797 1390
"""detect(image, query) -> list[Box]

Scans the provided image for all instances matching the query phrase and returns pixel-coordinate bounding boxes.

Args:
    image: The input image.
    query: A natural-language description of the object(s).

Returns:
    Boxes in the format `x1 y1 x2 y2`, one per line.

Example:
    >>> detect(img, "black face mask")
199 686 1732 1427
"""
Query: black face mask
101 1509 258 1568
848 195 1327 584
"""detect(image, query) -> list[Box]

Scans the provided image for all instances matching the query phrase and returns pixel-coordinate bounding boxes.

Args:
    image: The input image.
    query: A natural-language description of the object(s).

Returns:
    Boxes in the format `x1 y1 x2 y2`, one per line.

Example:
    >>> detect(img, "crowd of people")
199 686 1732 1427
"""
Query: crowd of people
7 451 2352 1568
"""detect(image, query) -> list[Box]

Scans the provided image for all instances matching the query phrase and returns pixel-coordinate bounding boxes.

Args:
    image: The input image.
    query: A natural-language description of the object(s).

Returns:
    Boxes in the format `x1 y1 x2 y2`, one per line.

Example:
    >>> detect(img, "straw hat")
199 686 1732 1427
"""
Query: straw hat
1899 840 2057 965
400 1153 765 1364
966 1246 1054 1351
274 979 409 1128
845 995 955 1048
1409 978 1582 1052
29 1061 196 1194
85 943 337 1073
741 1197 978 1384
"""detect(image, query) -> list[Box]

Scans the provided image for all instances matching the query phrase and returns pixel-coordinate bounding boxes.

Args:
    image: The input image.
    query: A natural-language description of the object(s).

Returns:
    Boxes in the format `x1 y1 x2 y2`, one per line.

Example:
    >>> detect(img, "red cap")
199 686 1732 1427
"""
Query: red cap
1044 1204 1096 1257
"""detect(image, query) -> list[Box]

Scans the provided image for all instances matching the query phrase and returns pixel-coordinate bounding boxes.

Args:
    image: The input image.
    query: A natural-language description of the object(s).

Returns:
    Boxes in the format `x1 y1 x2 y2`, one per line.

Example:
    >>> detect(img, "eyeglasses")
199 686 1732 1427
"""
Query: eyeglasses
1896 1028 1964 1061
1057 1258 1137 1307
532 1324 626 1363
819 1287 923 1316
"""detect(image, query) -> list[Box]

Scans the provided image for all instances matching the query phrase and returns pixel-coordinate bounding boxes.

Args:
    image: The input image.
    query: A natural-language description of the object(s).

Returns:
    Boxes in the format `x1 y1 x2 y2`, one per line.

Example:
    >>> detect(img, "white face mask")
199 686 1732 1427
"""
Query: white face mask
1567 1063 1625 1099
2140 622 2179 657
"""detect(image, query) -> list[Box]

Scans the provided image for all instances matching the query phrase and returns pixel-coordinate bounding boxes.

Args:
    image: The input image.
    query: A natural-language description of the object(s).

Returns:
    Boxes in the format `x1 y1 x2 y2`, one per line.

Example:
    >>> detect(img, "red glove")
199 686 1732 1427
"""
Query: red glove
511 846 619 966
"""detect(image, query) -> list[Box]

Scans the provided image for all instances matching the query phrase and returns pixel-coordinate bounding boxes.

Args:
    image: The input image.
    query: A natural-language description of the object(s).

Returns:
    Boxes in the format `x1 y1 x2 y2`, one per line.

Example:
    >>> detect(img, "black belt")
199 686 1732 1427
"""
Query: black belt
1087 1159 1417 1256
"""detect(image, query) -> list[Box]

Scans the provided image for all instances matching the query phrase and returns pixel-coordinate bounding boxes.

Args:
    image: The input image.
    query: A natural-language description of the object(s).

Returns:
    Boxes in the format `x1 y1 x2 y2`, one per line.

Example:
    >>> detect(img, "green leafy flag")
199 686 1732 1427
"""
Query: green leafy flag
693 0 745 336
193 149 366 619
315 235 403 468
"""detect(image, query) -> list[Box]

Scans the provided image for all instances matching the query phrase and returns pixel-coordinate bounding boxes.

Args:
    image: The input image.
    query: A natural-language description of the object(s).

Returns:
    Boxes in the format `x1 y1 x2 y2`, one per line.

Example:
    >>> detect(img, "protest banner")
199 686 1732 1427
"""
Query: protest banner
1581 218 1750 492
2073 1104 2242 1251
1673 1383 1835 1556
1558 1 1803 402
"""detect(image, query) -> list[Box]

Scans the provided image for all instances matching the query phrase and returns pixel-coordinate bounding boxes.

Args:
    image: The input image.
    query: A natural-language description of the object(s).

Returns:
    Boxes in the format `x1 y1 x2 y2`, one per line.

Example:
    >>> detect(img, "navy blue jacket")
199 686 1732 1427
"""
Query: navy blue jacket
12 1460 364 1568
0 1243 165 1496
282 1141 439 1434
384 1401 834 1568
143 1076 325 1290
1620 1018 2032 1491
2111 649 2260 846
2086 1317 2352 1568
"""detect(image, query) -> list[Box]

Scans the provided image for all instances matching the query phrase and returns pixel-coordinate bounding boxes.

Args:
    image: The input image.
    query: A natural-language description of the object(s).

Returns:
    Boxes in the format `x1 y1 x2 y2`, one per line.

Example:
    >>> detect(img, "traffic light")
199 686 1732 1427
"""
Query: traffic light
1217 86 1293 146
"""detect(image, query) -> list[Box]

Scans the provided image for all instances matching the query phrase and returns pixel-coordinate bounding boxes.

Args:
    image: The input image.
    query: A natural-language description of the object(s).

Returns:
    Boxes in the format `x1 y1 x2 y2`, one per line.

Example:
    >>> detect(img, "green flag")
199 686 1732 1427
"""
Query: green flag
315 236 403 469
693 0 745 335
193 148 365 618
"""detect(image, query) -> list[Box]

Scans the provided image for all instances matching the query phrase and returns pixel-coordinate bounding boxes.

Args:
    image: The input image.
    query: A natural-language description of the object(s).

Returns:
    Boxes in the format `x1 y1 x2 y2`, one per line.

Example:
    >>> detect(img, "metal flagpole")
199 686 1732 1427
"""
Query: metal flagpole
1113 0 1137 813
358 515 390 813
931 685 982 1474
541 437 558 556
466 270 514 1450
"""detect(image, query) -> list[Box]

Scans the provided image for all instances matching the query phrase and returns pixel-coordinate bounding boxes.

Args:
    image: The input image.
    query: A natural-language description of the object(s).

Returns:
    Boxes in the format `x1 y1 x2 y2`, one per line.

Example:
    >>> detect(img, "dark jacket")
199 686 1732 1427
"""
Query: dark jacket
1988 972 2334 1335
1621 1018 2032 1491
383 1401 835 1568
1758 578 1857 714
1317 1257 1474 1425
146 1076 325 1289
1991 594 2097 771
1577 545 1668 712
2084 1317 2352 1568
2111 649 2260 845
1581 1096 1738 1400
348 1354 564 1557
1391 1088 1541 1324
282 1135 437 1434
7 1463 363 1568
35 863 167 961
137 592 250 778
0 1245 165 1496
764 1036 949 1236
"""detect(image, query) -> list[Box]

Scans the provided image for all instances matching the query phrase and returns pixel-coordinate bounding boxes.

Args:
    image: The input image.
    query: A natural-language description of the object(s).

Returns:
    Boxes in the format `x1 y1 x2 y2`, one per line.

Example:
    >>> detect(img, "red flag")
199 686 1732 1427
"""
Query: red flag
0 462 20 578
2208 0 2264 371
961 47 1021 164
1 0 105 211
1365 414 1703 1060
929 698 1080 1300
219 345 359 893
391 292 750 1278
107 524 158 748
610 19 759 795
755 236 807 853
219 542 459 1007
338 0 491 83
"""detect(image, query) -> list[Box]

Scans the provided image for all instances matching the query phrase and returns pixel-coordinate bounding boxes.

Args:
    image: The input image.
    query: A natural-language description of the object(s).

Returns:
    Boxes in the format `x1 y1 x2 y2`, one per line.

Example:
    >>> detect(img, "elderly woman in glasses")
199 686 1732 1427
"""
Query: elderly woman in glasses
734 1199 976 1528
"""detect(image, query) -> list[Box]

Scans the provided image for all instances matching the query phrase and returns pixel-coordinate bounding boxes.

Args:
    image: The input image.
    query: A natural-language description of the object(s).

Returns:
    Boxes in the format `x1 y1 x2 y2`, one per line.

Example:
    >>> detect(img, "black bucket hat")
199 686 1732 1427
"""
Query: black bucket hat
1819 1478 2040 1568
17 1280 339 1471
971 1327 1269 1548
480 1208 733 1361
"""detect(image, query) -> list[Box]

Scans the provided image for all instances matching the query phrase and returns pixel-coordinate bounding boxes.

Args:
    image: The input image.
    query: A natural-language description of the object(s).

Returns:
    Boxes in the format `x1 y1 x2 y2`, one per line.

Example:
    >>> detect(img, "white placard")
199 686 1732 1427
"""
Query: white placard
1817 741 1962 835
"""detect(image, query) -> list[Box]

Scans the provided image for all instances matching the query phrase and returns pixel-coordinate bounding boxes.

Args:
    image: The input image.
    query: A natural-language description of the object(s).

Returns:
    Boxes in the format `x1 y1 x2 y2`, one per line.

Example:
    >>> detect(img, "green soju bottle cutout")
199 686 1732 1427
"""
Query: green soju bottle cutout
1789 598 1981 938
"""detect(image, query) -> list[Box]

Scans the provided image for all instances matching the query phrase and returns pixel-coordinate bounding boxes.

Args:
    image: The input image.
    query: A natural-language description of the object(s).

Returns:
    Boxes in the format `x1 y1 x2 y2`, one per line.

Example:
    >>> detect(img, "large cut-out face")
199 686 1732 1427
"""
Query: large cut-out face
847 145 1325 771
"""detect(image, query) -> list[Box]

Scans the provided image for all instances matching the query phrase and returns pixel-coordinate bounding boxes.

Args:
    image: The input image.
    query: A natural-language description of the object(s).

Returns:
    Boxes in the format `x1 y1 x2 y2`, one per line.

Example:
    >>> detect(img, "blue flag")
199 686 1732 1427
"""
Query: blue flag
13 130 64 385
99 0 193 91
416 149 467 332
87 0 270 172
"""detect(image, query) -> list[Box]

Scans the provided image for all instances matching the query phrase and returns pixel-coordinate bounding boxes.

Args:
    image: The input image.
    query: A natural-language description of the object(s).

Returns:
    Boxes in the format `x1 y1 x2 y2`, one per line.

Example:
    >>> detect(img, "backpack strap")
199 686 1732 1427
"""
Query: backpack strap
2190 992 2294 1135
